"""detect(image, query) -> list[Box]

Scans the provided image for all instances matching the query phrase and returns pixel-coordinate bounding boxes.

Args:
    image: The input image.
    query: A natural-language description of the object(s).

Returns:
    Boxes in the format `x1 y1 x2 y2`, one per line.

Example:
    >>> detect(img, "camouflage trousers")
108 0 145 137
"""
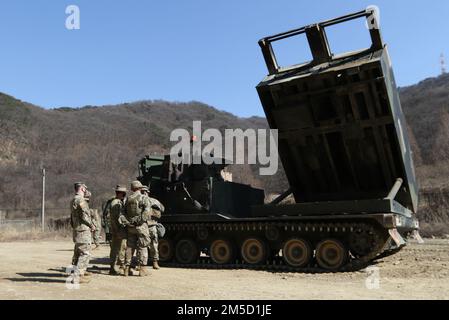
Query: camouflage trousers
148 225 159 262
92 230 101 245
92 220 101 245
71 243 91 274
110 236 127 271
125 224 150 267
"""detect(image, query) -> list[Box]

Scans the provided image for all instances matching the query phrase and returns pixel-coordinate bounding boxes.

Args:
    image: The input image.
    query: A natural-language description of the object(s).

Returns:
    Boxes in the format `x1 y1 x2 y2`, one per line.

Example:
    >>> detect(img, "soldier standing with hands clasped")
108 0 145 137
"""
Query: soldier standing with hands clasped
108 185 128 275
84 190 101 250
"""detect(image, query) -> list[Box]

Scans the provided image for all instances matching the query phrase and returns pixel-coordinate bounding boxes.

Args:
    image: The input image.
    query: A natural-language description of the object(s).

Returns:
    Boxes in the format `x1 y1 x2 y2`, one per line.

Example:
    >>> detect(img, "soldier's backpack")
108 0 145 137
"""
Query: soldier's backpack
125 192 141 219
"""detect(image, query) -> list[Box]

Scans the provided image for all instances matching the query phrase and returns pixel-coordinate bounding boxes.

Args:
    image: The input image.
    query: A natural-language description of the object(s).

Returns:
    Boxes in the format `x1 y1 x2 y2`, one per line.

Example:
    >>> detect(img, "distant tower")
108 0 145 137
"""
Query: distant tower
441 53 447 75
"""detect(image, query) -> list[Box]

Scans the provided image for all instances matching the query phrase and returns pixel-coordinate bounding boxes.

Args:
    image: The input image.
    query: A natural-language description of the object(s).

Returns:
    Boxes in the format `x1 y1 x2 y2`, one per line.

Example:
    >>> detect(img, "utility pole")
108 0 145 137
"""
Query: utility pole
441 53 447 75
41 168 46 232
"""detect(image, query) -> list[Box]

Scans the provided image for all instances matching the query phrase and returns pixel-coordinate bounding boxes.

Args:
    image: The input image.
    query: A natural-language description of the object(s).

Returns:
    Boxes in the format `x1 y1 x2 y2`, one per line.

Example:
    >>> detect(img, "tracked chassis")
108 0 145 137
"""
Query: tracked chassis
157 192 418 272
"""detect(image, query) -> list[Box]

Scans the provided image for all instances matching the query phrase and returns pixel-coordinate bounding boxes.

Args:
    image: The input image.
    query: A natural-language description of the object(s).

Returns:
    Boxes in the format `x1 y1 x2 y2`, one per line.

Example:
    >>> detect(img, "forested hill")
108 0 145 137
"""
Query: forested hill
1 73 449 214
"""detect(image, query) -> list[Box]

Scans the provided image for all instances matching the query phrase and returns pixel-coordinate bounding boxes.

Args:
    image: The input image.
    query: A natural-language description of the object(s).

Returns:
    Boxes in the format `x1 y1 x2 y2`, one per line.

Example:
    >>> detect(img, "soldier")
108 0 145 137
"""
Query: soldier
70 182 95 283
108 185 128 275
141 185 164 270
123 180 152 277
85 190 101 249
91 209 101 249
101 198 115 244
102 195 115 244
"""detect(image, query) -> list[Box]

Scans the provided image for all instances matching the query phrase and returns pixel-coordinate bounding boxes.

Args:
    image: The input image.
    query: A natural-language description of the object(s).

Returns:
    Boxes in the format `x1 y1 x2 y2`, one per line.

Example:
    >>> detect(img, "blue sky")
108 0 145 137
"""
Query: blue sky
0 1 447 117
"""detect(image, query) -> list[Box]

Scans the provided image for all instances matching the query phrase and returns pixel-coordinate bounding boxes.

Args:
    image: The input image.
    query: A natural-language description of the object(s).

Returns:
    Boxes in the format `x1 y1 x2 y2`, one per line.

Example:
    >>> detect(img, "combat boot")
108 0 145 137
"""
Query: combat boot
139 266 150 277
72 274 91 284
152 261 160 270
119 265 125 275
78 275 91 284
109 267 120 276
123 266 130 277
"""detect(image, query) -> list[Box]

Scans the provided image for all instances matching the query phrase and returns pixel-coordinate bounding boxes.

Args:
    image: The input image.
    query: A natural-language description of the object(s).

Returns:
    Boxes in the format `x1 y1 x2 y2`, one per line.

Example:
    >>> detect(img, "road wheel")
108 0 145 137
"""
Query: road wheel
348 225 380 258
282 238 312 268
175 239 199 264
197 227 209 241
210 239 234 264
158 239 174 262
315 239 348 271
241 238 267 265
265 226 280 241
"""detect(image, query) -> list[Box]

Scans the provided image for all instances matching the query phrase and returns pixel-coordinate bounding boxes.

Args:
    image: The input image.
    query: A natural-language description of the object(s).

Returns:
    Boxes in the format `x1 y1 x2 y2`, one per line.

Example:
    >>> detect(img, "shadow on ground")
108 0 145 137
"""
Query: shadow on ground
6 272 67 284
90 257 110 266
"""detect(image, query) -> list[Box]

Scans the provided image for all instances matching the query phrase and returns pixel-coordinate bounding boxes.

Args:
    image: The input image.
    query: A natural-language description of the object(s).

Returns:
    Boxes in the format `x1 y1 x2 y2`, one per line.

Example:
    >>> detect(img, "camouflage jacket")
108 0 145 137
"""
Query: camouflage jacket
102 197 114 233
110 198 127 237
70 194 93 231
70 194 93 243
146 196 164 226
125 191 152 226
90 209 101 229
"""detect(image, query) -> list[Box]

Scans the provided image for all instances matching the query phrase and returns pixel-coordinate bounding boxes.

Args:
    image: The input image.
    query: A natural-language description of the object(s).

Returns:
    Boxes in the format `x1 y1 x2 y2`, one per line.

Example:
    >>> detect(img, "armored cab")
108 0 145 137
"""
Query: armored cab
138 155 264 217
139 9 420 272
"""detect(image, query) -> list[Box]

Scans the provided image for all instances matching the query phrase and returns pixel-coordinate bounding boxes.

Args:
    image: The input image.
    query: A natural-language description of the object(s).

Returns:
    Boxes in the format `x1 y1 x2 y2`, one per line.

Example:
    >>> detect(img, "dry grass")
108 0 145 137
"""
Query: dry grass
0 225 71 242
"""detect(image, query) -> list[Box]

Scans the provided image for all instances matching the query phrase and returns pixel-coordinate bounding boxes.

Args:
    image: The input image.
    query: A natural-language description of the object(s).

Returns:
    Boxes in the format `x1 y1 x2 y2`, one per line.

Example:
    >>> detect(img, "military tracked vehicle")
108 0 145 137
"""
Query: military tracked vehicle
138 9 420 271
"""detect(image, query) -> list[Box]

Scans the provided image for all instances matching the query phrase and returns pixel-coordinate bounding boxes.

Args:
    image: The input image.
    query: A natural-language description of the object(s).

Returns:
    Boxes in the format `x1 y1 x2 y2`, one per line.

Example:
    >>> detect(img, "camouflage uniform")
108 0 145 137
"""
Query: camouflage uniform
140 185 165 270
146 197 164 264
85 191 101 247
102 198 114 242
124 189 152 274
70 193 94 275
109 198 127 273
90 209 101 246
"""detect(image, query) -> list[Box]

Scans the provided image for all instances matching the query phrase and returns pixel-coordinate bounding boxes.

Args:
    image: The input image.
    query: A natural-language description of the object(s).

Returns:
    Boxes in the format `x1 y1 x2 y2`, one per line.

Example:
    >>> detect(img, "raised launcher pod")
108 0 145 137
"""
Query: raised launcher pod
257 9 419 223
254 9 423 262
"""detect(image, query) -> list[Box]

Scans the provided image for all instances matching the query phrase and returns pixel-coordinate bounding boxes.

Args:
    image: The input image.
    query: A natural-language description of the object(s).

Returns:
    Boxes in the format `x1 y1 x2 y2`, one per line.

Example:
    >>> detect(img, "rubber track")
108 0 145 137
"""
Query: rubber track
160 221 393 272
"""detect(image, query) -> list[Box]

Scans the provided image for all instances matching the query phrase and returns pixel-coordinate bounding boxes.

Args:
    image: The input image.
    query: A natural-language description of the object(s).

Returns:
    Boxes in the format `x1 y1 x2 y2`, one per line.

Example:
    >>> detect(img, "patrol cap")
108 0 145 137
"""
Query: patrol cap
115 185 127 193
131 180 144 190
74 182 87 190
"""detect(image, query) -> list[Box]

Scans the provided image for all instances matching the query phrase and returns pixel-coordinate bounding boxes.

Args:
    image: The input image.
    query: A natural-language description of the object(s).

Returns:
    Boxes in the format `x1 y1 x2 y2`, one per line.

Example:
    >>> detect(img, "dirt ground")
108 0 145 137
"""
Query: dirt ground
0 239 448 300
